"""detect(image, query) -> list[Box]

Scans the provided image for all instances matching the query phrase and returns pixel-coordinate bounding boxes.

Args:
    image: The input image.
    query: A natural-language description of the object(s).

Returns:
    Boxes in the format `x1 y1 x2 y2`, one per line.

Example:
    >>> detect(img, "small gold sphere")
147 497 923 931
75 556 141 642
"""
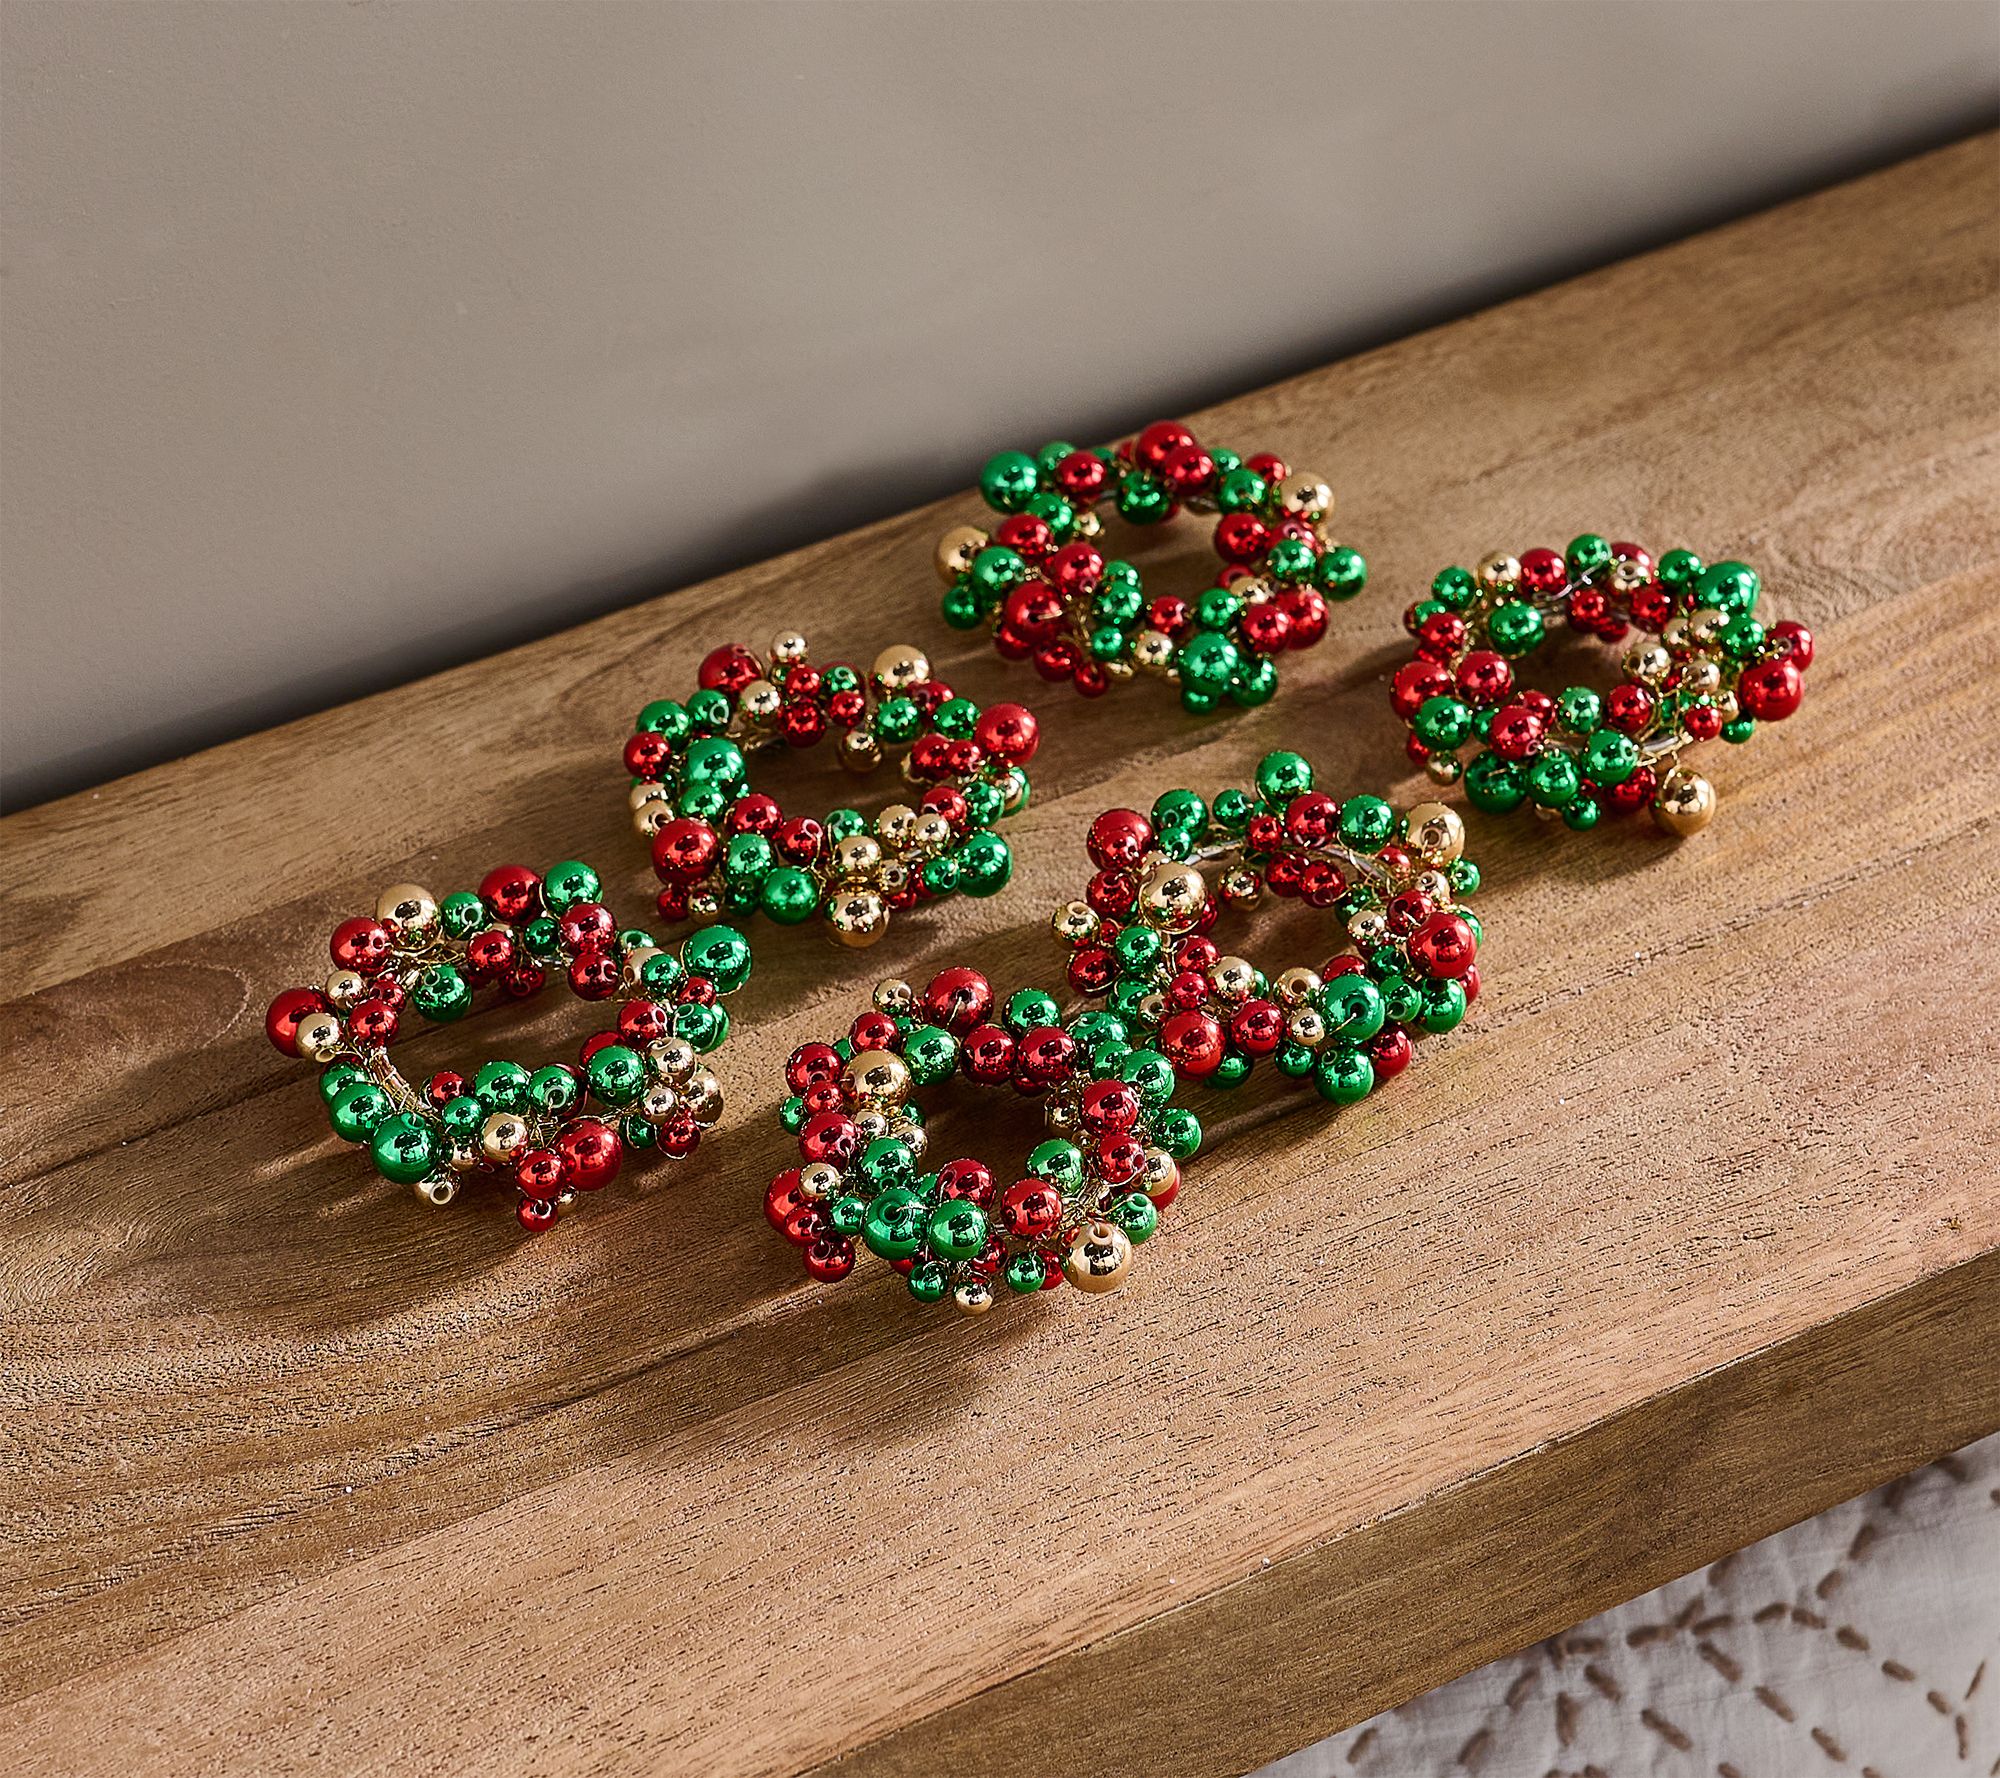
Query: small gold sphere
897 1119 928 1161
910 811 954 855
1660 616 1691 651
953 1279 996 1316
1608 556 1649 594
638 1081 680 1124
324 968 368 1010
1276 471 1333 520
295 1009 346 1063
1476 552 1522 591
1044 1096 1079 1134
1131 629 1176 674
1287 1007 1327 1048
852 1108 889 1142
799 1160 841 1200
1137 860 1209 934
1134 990 1166 1028
872 977 915 1016
1689 607 1728 645
1652 768 1717 837
769 631 810 665
689 886 724 921
1716 689 1740 724
996 766 1031 815
1348 908 1389 947
414 1175 457 1208
480 1112 529 1165
826 888 889 947
1274 966 1322 1008
1425 753 1465 787
650 1035 697 1082
1208 956 1257 1003
1414 869 1453 906
620 945 663 990
871 643 932 693
1681 658 1722 697
634 801 673 839
1064 1221 1133 1294
1625 643 1673 687
839 728 883 774
629 780 671 812
738 679 783 724
1403 802 1465 867
376 883 438 936
1231 575 1274 606
1141 1148 1178 1194
1218 866 1264 910
832 833 883 878
448 1143 483 1175
846 1047 910 1107
874 803 919 849
1073 509 1104 541
1052 900 1099 946
935 524 989 584
682 1071 725 1126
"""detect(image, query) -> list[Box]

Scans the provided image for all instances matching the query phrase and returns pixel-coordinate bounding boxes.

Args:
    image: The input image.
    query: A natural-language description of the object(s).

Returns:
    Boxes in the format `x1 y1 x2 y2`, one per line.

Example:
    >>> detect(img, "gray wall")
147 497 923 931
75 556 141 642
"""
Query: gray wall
3 0 1994 809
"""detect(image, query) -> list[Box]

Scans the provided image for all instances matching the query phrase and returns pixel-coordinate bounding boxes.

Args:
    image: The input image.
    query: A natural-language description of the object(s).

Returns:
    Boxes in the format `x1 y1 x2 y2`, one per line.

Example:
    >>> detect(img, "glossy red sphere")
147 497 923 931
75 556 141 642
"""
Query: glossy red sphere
652 817 720 884
478 864 543 925
330 917 393 975
1738 656 1804 721
1087 807 1153 870
264 986 330 1055
922 966 993 1033
974 702 1040 764
1408 911 1477 979
558 1119 622 1191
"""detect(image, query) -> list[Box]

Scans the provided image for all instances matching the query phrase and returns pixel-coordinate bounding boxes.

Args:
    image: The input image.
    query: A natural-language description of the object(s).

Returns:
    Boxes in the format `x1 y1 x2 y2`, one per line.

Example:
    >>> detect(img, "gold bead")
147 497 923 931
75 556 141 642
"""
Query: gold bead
1274 966 1322 1007
872 977 915 1017
1415 869 1452 906
1073 509 1104 541
852 1109 889 1142
1608 557 1648 594
1689 607 1728 645
1208 955 1257 1002
682 1071 725 1126
769 631 810 666
650 1035 697 1082
996 766 1031 815
414 1175 457 1208
638 1081 680 1124
1652 768 1717 837
689 886 723 920
376 883 438 936
1348 908 1389 947
895 1119 928 1161
1425 753 1465 787
846 1047 910 1107
838 728 883 774
1403 801 1465 867
620 945 663 990
295 1009 345 1063
910 811 954 855
324 968 367 1010
1044 1096 1078 1134
738 679 783 724
448 1143 482 1175
1287 1006 1328 1048
871 644 932 694
1681 659 1722 696
874 803 919 849
826 887 889 947
1137 860 1208 934
1131 629 1176 674
832 833 882 879
1063 1221 1133 1294
799 1160 841 1201
480 1112 529 1164
934 524 988 584
1134 991 1166 1028
1624 643 1673 687
953 1279 995 1316
1476 552 1522 591
1276 471 1333 520
1141 1148 1178 1194
1052 900 1100 947
1660 616 1691 651
1715 689 1740 723
1232 575 1273 606
628 780 671 812
1219 866 1264 910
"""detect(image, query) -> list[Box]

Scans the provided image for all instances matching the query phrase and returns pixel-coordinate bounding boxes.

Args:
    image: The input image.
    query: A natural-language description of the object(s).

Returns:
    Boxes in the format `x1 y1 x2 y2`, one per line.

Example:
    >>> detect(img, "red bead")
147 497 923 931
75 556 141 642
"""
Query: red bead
921 784 969 830
623 732 671 780
1133 420 1196 471
936 1158 995 1205
698 644 762 694
1158 1008 1225 1078
1013 1026 1077 1090
516 1148 564 1199
1002 581 1066 643
848 1009 900 1053
1462 964 1481 1005
1165 969 1209 1012
1148 594 1193 639
1630 582 1675 630
1275 585 1329 649
1054 449 1110 501
1568 586 1609 630
1284 792 1338 846
502 961 546 999
1087 868 1138 919
1243 451 1288 483
264 986 330 1056
1300 860 1348 908
779 701 825 748
1176 936 1220 973
993 512 1053 561
1033 640 1082 683
1389 658 1449 716
1604 683 1655 734
786 1041 842 1092
1230 998 1284 1056
652 817 720 884
725 793 781 835
800 1111 859 1167
782 663 823 701
998 1176 1064 1241
1146 1160 1181 1210
1385 888 1433 937
1610 541 1653 573
478 864 543 925
803 1234 855 1282
1770 619 1815 670
1321 953 1367 979
974 702 1040 765
617 999 671 1047
1079 1078 1140 1133
558 902 615 951
922 966 993 1034
656 1111 702 1159
992 622 1032 661
348 997 399 1047
774 817 823 865
1067 947 1115 995
1488 703 1548 761
1045 540 1104 595
826 689 866 728
1683 704 1724 741
517 1196 559 1234
1096 1134 1144 1187
960 1023 1016 1084
1087 807 1153 870
1408 911 1477 979
1519 547 1566 595
568 946 622 1002
330 917 393 975
1213 513 1269 565
463 926 515 983
765 1169 807 1231
557 1119 622 1191
1738 656 1804 721
1416 611 1468 661
1367 1027 1413 1079
1158 442 1216 495
1239 603 1290 655
1075 663 1110 698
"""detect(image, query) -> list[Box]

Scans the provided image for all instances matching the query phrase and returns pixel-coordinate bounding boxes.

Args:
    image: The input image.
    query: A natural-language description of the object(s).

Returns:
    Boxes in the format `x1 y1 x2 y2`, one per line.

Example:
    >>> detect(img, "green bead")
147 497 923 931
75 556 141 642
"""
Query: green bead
1313 1044 1375 1106
1429 565 1477 608
1090 625 1129 663
1215 466 1269 512
1027 490 1076 542
962 779 1003 828
1123 1048 1177 1107
527 1064 579 1116
439 1093 486 1142
1193 586 1244 633
686 688 733 732
1658 547 1704 588
1212 1051 1251 1088
1449 858 1481 896
1562 797 1602 831
1696 560 1761 617
1316 544 1368 600
473 1060 531 1111
1566 533 1611 577
1265 537 1316 584
927 1199 988 1262
825 808 867 843
674 1000 727 1052
955 830 1012 897
1101 559 1142 602
541 860 602 915
1156 1105 1202 1159
920 853 960 897
1318 974 1386 1043
437 892 484 940
724 832 772 884
829 1193 868 1239
1487 600 1546 657
1094 579 1143 625
1523 750 1581 809
328 1079 393 1144
1275 1040 1316 1078
941 583 982 630
933 696 979 739
874 696 921 743
1580 727 1640 786
1419 977 1468 1033
1374 971 1423 1024
1035 439 1080 475
1027 1138 1083 1189
1413 695 1473 751
1175 629 1241 696
679 784 726 824
1555 686 1602 735
1230 655 1279 707
1212 786 1255 829
756 864 817 925
1004 1250 1048 1295
617 928 655 956
1718 614 1766 660
979 449 1041 514
369 1111 438 1184
854 1136 915 1194
902 1025 958 1086
822 664 861 696
1255 750 1314 805
1118 471 1173 524
1464 752 1527 814
1068 1011 1127 1051
1086 1036 1132 1078
1722 716 1757 743
639 952 686 995
635 698 690 739
906 1260 950 1305
683 923 753 992
682 738 746 793
860 1184 920 1256
1112 925 1163 973
1111 1192 1159 1244
1150 786 1208 839
317 1060 368 1107
621 1115 658 1151
1106 978 1153 1023
1003 988 1061 1034
520 915 565 964
1180 688 1219 714
1338 794 1396 850
585 1044 646 1107
779 1094 806 1133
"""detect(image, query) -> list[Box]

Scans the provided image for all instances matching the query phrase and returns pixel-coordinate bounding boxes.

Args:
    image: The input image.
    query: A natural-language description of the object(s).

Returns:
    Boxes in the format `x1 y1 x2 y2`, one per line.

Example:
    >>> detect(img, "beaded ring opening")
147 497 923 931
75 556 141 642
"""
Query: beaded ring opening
766 966 1202 1314
1392 536 1814 836
265 860 750 1231
935 420 1367 709
623 634 1039 947
1050 751 1482 1101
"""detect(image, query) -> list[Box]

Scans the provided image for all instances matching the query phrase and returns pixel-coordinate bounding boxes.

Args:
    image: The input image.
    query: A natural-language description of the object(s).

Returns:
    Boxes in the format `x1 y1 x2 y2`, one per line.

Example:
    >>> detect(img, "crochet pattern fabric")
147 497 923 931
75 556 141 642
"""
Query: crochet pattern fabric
1265 1432 1999 1777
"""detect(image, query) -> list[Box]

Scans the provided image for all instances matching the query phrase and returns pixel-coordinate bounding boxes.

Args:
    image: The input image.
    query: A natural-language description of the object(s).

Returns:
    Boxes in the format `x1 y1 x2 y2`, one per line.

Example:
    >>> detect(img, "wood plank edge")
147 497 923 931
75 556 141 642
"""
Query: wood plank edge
807 1247 2000 1778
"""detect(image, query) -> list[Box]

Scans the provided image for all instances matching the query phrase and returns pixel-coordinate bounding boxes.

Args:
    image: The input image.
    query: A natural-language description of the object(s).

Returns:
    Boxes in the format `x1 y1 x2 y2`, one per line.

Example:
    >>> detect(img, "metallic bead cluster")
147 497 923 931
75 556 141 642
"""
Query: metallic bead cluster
1394 537 1814 836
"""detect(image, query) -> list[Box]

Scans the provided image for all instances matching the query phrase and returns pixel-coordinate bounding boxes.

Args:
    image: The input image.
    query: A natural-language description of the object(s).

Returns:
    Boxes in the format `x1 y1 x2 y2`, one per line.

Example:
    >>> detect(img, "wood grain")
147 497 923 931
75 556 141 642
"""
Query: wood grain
3 135 1997 1777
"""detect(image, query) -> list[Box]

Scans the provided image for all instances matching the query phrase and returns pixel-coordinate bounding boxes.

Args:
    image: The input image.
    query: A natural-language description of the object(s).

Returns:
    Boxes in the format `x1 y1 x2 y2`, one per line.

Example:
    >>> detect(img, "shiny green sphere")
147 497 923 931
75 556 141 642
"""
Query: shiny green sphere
1265 537 1316 584
541 859 601 915
1004 1250 1048 1295
1175 629 1241 695
724 832 773 884
674 1000 727 1053
473 1059 531 1111
1580 727 1640 786
1026 1138 1083 1189
1555 686 1602 735
1156 1105 1202 1159
369 1111 438 1185
1230 655 1279 706
1338 794 1396 850
635 698 691 740
1566 533 1611 577
1121 1047 1177 1108
328 1079 393 1144
927 1199 989 1263
1319 974 1386 1043
1487 600 1546 657
1464 753 1527 814
684 922 753 992
1419 978 1469 1033
1112 1192 1159 1243
1003 988 1061 1034
1117 471 1173 524
979 449 1041 513
1215 466 1268 512
439 1093 486 1142
1428 565 1476 608
862 1185 927 1260
1413 695 1473 751
412 963 471 1024
955 830 1012 898
1696 560 1761 617
682 737 746 791
941 583 982 629
437 892 485 940
902 1025 958 1086
318 1059 368 1107
757 867 818 925
905 1260 950 1305
1658 547 1704 587
527 1064 580 1116
584 1043 647 1107
1523 751 1581 809
1313 1044 1375 1106
1255 749 1314 805
854 1136 915 1194
1563 796 1603 832
1194 586 1244 632
639 951 686 995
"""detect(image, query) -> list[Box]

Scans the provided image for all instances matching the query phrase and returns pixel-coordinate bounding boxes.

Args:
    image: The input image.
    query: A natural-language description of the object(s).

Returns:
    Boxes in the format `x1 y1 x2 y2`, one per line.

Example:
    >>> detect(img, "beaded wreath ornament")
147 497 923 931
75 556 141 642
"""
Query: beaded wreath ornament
767 966 1202 1313
266 860 749 1231
624 635 1039 947
936 420 1367 710
1392 537 1814 836
1051 751 1482 1103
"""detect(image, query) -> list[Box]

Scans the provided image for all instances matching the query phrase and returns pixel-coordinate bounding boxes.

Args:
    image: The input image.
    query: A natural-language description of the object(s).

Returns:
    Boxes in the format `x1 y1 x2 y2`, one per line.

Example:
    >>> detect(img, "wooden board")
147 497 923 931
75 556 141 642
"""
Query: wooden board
3 135 1997 1778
